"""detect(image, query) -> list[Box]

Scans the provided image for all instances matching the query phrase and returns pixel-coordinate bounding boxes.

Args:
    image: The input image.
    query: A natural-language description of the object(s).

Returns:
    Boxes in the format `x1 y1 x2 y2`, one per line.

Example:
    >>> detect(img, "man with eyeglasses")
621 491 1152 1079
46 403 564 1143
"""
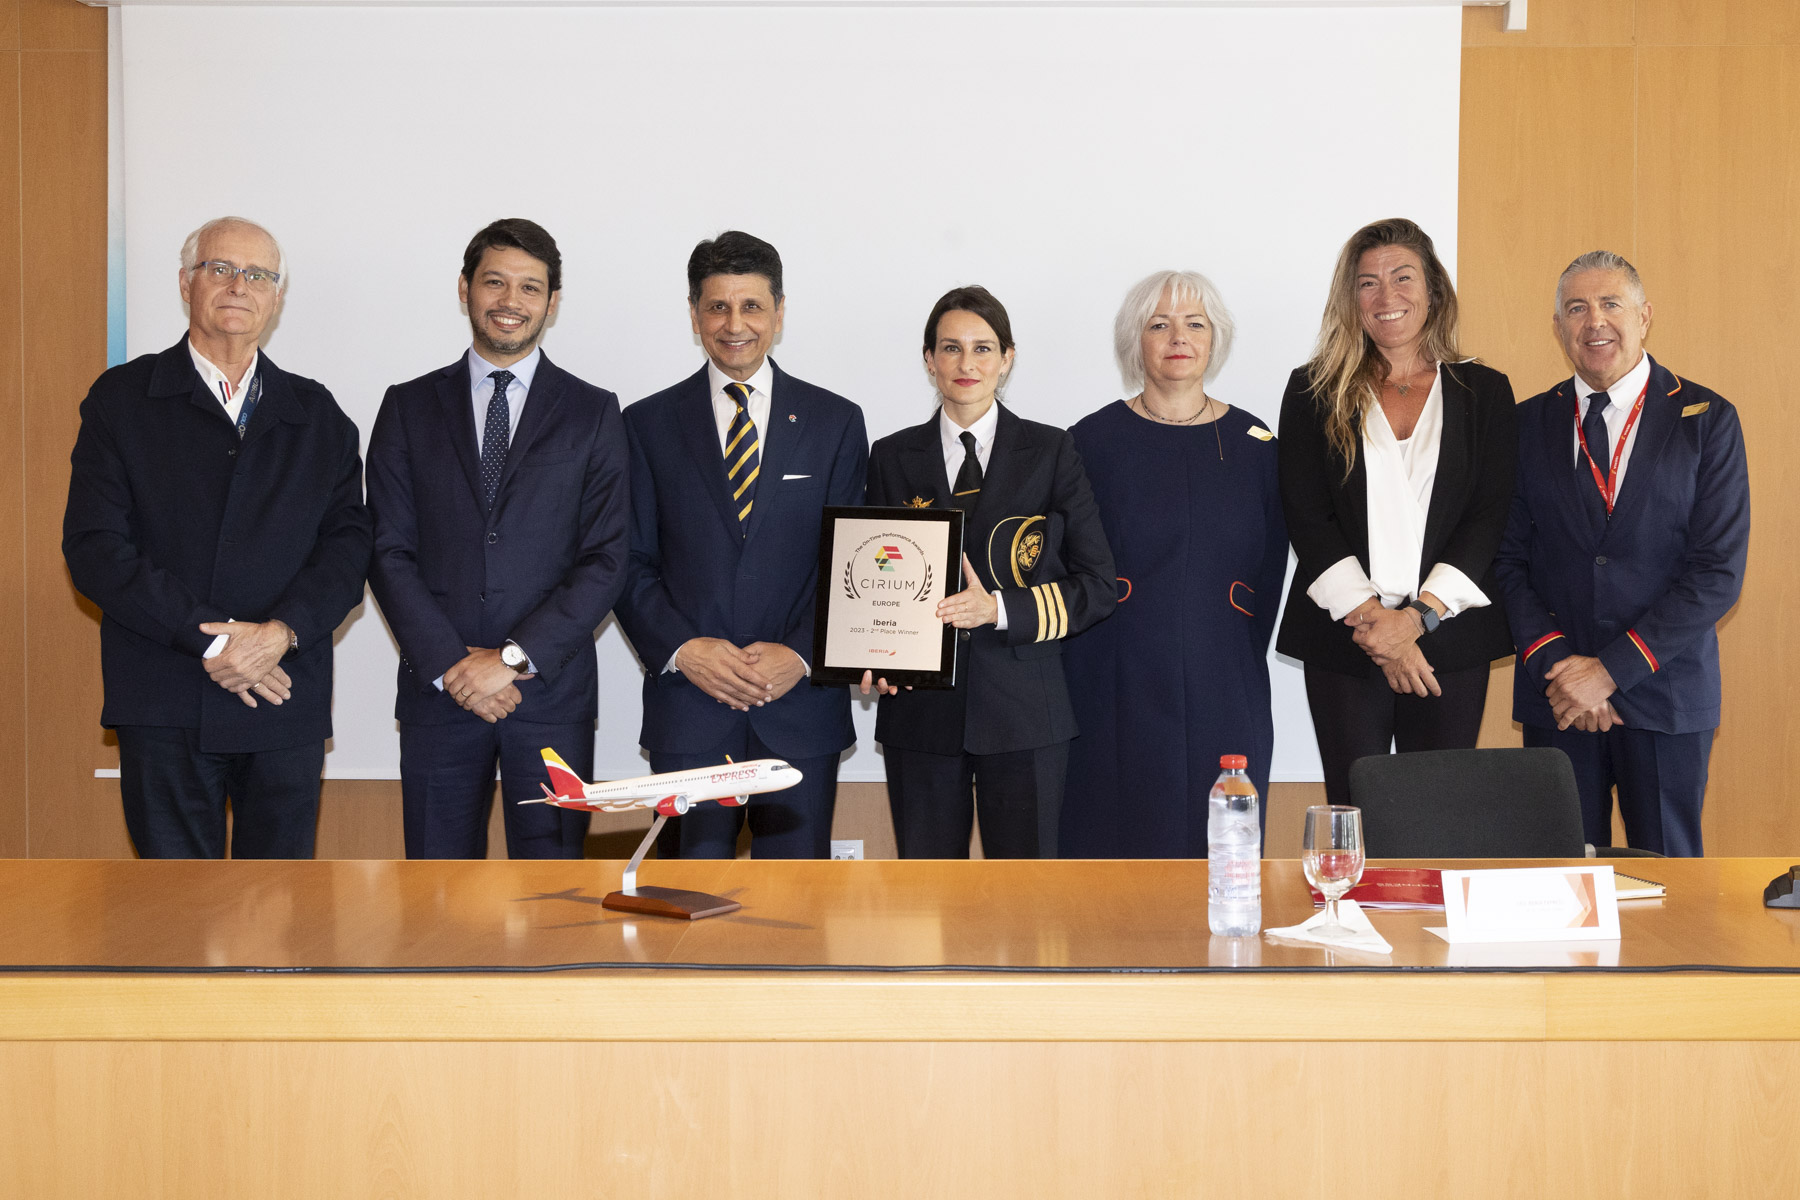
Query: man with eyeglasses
365 218 630 859
63 216 372 858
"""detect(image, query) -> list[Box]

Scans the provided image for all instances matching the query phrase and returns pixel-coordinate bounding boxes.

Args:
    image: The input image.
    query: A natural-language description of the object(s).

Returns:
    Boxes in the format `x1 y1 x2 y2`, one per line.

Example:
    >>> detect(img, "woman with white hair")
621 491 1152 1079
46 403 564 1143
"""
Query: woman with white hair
1059 270 1288 858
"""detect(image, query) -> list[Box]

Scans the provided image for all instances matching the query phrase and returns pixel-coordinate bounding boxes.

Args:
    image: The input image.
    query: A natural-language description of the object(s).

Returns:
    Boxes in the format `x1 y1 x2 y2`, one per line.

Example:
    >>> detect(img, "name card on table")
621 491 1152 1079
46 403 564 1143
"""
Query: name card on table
1430 866 1621 944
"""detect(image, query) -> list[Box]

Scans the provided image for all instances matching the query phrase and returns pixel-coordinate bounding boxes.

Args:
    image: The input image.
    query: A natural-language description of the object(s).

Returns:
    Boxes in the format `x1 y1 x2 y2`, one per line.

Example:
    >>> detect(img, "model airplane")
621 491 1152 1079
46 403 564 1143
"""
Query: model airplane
524 748 807 921
526 748 804 817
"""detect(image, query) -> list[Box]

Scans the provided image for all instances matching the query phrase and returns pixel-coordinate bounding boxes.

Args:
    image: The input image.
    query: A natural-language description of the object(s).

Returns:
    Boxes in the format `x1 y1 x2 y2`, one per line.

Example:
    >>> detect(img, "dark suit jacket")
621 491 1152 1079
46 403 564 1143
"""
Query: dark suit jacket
1494 357 1749 734
63 338 372 752
365 352 630 726
867 406 1116 756
1276 361 1518 676
615 361 867 760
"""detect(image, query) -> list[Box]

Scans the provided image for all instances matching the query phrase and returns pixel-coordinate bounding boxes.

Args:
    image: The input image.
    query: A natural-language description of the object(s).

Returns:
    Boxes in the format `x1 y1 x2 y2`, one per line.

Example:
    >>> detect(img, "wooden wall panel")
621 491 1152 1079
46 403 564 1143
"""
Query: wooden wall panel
17 0 100 51
0 50 22 858
1635 0 1800 46
1636 43 1800 855
1463 0 1633 47
1 0 18 51
19 39 117 857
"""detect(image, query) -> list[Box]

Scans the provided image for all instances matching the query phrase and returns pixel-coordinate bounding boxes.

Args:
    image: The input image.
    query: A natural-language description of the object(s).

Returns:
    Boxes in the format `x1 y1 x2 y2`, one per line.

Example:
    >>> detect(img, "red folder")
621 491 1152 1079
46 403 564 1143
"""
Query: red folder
1308 867 1444 911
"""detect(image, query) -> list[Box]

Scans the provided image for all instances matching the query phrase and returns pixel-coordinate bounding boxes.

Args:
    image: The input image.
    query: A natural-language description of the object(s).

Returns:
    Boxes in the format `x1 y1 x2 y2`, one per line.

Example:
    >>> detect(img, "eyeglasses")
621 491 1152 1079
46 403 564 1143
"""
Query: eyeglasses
192 260 282 291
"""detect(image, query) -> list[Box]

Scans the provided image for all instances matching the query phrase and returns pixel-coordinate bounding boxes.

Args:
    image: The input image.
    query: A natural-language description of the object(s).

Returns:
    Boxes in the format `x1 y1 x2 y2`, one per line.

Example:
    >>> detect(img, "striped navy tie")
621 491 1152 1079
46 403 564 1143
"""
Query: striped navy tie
724 382 760 534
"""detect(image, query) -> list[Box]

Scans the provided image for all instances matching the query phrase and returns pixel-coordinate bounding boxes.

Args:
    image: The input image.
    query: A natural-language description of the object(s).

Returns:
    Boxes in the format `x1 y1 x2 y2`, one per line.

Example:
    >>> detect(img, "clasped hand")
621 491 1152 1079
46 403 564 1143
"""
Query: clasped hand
443 646 534 723
1544 655 1624 732
677 639 806 711
198 619 294 708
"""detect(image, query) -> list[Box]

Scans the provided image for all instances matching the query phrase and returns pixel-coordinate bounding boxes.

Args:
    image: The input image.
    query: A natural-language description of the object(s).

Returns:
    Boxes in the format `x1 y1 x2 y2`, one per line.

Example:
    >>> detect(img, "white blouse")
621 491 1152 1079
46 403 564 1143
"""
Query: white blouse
1306 371 1490 621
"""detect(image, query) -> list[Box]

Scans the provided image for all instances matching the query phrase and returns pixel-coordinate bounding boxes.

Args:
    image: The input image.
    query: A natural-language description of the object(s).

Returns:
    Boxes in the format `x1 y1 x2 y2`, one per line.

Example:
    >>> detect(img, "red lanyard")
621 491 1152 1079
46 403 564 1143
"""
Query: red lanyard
1574 381 1647 514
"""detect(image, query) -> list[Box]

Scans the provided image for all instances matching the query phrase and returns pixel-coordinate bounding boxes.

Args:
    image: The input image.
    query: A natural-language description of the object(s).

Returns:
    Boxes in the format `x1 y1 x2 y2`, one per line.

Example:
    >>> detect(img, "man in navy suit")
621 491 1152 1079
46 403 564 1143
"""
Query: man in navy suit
64 216 372 858
615 231 867 858
1496 251 1750 855
367 219 630 858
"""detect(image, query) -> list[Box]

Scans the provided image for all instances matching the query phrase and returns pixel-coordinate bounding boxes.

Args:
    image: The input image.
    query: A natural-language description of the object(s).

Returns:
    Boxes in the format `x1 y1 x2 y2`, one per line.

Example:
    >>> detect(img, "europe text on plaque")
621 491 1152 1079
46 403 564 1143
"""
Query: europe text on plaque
812 506 962 688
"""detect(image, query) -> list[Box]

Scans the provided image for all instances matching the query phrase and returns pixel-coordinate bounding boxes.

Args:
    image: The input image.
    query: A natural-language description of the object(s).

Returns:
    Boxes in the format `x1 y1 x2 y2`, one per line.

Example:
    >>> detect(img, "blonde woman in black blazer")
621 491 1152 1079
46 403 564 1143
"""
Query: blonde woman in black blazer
861 286 1115 858
1276 219 1517 807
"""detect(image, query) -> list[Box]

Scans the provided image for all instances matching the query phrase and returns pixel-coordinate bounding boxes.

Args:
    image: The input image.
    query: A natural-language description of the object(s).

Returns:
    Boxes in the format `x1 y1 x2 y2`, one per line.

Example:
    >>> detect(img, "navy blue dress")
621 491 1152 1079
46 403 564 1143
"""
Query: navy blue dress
1058 401 1288 857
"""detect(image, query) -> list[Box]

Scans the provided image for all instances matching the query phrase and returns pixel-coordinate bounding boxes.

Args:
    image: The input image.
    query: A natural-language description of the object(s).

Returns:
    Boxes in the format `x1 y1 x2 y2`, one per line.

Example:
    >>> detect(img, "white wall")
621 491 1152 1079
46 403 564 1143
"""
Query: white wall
118 3 1462 780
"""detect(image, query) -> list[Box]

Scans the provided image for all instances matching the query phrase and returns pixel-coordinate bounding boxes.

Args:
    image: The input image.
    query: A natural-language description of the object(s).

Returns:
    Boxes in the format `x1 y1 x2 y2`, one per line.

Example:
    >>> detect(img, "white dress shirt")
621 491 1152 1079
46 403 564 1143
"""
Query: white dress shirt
1571 351 1652 500
939 400 999 485
708 358 774 454
939 402 1009 630
468 345 539 455
1307 370 1490 621
188 340 259 427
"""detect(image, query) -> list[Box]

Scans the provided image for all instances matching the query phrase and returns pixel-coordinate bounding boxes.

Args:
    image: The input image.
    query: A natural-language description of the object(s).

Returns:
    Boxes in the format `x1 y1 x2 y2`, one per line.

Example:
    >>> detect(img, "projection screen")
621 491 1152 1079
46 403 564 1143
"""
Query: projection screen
115 2 1463 781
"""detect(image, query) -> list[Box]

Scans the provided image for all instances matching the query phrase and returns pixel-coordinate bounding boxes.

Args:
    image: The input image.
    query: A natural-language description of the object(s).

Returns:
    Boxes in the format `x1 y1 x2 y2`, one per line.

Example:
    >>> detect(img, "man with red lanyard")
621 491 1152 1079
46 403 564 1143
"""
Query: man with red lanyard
1494 251 1750 855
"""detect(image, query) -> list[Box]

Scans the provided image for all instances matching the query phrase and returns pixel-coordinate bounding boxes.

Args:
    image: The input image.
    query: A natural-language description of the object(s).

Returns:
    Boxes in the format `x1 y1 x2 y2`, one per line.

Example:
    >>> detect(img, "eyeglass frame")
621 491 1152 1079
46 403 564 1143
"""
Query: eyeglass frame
189 260 283 290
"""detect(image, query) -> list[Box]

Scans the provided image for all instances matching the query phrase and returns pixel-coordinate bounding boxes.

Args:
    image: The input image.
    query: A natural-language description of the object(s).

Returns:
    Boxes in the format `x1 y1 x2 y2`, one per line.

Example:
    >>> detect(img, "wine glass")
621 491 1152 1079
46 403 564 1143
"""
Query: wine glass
1302 805 1366 940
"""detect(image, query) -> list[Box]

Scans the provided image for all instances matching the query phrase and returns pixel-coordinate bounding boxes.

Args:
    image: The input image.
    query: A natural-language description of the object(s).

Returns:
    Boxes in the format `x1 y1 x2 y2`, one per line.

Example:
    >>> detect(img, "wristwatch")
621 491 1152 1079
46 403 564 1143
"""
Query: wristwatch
1405 599 1441 635
500 641 531 673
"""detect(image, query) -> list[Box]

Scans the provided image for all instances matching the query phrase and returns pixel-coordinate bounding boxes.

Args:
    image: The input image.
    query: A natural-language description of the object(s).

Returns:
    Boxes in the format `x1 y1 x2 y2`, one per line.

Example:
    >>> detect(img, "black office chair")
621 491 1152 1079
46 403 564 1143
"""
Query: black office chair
1346 747 1590 859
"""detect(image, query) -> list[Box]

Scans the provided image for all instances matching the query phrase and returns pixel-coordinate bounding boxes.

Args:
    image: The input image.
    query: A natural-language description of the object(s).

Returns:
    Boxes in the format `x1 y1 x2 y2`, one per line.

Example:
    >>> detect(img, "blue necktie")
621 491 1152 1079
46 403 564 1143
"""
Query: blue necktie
724 382 760 535
483 370 513 510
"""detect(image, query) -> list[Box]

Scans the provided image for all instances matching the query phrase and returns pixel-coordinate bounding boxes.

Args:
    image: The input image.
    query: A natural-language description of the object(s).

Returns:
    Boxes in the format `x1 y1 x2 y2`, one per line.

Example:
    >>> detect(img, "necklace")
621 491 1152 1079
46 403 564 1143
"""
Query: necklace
1133 393 1225 460
1135 392 1210 425
1386 362 1436 397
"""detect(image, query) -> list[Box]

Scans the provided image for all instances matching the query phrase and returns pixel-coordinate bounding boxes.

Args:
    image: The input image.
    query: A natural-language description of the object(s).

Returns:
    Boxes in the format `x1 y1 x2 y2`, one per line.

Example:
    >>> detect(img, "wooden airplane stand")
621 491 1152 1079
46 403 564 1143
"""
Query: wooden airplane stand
602 886 741 920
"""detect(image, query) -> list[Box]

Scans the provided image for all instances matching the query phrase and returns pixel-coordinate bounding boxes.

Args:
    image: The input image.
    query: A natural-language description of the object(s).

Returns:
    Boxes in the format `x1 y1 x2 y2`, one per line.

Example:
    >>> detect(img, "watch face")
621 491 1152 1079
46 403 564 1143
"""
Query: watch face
503 645 526 668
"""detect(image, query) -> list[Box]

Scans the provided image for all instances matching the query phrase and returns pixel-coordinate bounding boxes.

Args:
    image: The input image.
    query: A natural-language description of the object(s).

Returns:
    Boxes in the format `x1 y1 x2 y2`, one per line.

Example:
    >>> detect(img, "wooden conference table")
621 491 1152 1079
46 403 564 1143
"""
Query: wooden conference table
2 856 1798 1198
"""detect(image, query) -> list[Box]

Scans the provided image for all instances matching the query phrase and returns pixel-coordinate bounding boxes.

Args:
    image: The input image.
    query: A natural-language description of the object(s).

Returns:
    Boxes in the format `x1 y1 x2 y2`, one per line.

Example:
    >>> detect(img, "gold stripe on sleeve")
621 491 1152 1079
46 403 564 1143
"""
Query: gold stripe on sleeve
1031 585 1048 642
1050 582 1069 640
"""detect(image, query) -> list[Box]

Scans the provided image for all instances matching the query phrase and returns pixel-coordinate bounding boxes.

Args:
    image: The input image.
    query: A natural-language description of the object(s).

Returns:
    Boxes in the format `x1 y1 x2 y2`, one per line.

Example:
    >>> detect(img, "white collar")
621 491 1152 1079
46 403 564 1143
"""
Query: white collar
469 344 542 391
187 339 258 398
939 400 1000 453
1574 352 1652 411
707 357 774 400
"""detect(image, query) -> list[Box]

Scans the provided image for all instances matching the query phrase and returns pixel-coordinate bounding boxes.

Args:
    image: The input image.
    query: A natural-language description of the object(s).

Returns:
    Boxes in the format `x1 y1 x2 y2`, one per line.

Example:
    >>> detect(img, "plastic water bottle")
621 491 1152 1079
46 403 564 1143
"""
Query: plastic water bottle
1207 754 1262 936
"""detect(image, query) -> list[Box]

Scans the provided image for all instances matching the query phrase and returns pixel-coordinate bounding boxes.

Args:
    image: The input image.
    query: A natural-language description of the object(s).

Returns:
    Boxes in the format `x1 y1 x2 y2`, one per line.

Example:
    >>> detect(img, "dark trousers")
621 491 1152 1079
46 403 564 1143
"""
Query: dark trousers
399 718 592 859
884 742 1068 859
1304 662 1490 809
651 730 842 860
116 726 322 859
1523 723 1713 856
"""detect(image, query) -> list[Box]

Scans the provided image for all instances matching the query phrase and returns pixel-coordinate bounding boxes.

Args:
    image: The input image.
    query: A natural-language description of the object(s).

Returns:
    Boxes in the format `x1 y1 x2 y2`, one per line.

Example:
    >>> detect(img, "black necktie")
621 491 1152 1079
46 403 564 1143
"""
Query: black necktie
483 370 513 510
724 382 760 534
1580 392 1611 520
1582 393 1612 469
953 430 983 509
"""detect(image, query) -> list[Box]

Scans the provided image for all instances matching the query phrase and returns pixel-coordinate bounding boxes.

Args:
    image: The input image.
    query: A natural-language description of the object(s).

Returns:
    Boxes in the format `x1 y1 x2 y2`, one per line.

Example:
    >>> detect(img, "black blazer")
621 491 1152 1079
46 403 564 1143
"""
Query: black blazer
614 361 867 761
1275 361 1517 676
867 405 1116 756
63 338 372 752
366 352 631 727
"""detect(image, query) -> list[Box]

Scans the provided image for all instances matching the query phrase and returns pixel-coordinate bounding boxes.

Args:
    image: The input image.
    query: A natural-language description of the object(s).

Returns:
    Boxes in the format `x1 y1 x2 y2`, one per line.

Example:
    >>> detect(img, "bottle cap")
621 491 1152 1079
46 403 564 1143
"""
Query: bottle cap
1220 754 1247 770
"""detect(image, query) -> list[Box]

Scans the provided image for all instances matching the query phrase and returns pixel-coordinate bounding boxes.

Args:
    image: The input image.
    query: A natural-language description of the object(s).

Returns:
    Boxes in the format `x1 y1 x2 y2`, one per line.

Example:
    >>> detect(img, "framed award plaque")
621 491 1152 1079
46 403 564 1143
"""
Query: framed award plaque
811 506 963 688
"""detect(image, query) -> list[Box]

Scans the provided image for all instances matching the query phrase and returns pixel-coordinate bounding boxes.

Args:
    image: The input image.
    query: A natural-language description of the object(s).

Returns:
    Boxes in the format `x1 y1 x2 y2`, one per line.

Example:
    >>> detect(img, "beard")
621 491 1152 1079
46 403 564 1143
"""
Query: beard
471 306 546 359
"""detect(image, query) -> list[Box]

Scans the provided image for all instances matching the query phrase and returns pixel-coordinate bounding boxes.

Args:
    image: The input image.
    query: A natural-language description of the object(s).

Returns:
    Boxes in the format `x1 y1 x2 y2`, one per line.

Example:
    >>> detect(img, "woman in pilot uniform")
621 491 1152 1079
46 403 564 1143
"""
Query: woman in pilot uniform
859 285 1115 858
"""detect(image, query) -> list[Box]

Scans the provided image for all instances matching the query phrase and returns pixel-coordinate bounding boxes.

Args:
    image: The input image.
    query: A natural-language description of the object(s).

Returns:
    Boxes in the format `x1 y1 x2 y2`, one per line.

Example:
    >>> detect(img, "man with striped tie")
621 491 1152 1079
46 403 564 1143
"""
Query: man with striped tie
366 219 630 859
63 217 372 857
616 231 868 858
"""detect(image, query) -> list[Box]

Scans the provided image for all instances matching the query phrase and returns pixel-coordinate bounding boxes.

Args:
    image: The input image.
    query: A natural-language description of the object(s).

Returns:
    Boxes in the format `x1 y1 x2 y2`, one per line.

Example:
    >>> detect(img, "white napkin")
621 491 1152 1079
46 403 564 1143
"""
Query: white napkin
1264 899 1393 954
